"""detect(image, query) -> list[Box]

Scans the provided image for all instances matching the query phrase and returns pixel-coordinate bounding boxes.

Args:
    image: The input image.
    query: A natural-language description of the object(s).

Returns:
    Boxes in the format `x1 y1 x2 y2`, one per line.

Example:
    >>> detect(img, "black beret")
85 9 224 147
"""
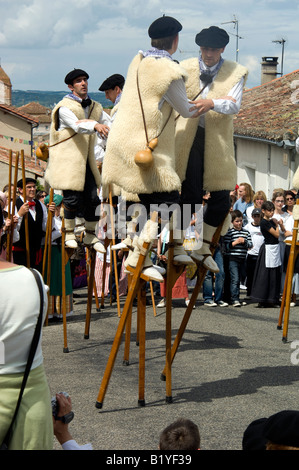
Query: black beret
99 74 125 91
64 69 89 85
263 410 299 448
195 26 229 48
17 177 37 189
242 418 268 451
148 16 182 39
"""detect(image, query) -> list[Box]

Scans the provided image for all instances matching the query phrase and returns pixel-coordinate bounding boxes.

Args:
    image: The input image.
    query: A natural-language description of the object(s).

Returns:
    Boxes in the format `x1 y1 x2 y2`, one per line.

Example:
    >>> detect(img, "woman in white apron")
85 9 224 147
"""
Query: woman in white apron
251 201 281 307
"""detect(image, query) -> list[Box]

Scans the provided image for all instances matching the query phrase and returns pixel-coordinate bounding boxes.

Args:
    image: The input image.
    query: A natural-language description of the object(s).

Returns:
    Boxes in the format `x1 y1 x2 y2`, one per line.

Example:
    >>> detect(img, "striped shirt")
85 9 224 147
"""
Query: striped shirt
224 227 253 260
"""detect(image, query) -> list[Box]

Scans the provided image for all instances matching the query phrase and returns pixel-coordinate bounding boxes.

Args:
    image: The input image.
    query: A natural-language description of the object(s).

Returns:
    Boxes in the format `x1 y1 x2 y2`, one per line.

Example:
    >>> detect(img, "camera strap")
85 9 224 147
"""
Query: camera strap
0 269 44 450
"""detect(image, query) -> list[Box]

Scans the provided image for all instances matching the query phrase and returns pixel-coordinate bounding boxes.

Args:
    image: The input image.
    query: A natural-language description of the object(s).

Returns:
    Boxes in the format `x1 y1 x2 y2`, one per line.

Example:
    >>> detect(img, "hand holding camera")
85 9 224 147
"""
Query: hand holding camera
51 392 74 424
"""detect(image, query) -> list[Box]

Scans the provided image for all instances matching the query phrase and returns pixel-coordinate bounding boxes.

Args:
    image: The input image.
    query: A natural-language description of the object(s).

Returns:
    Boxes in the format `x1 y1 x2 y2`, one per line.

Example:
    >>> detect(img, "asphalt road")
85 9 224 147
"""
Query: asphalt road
42 286 299 452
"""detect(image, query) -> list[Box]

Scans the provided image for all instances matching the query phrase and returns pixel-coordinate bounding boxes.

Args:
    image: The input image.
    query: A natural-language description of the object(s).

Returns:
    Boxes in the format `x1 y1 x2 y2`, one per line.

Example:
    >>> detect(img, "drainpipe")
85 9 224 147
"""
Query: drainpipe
31 122 39 164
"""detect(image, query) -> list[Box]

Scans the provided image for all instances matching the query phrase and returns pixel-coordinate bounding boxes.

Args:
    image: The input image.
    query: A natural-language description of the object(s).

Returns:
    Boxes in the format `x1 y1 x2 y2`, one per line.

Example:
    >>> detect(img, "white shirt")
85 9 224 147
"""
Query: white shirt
62 440 93 450
160 78 198 118
15 196 48 233
284 215 294 242
272 211 290 241
58 103 111 164
58 105 110 134
296 137 299 153
0 265 48 374
244 222 264 256
198 59 244 127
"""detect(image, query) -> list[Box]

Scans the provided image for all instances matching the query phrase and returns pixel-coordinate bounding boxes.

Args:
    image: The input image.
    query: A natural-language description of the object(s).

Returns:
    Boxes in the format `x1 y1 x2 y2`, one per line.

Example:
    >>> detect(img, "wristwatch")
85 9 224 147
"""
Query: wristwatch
56 411 74 424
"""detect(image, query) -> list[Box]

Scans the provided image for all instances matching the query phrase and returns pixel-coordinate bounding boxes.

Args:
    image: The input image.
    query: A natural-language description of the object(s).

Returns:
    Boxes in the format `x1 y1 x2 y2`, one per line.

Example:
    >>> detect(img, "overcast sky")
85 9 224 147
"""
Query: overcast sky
0 0 298 92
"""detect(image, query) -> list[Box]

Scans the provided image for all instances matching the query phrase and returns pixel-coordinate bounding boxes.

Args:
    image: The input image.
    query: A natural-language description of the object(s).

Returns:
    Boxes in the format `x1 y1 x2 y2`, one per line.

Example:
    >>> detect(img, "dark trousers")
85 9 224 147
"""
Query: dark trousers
13 248 42 272
138 190 181 232
229 257 245 302
63 162 100 221
180 126 231 229
246 254 258 296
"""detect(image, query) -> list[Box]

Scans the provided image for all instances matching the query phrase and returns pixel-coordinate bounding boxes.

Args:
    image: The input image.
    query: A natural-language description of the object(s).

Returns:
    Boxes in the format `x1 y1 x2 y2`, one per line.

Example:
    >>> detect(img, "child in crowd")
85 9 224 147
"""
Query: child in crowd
244 208 264 297
224 210 253 306
159 418 200 450
251 201 282 307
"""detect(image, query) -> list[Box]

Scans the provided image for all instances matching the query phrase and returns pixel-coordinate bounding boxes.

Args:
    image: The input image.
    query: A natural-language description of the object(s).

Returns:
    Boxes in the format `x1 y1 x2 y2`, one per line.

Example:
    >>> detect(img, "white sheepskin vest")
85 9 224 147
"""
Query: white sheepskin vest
45 98 103 191
175 58 248 192
102 53 188 195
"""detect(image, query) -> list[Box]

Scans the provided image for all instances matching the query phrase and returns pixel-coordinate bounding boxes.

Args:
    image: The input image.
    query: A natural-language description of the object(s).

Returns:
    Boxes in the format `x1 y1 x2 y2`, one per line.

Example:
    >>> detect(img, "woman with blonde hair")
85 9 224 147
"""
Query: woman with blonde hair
246 190 267 223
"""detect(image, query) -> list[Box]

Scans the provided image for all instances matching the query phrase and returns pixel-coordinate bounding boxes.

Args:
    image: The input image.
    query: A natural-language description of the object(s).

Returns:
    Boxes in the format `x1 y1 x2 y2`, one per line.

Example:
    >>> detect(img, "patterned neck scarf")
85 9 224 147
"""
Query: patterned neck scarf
65 93 91 108
141 47 173 61
114 92 122 107
198 55 224 84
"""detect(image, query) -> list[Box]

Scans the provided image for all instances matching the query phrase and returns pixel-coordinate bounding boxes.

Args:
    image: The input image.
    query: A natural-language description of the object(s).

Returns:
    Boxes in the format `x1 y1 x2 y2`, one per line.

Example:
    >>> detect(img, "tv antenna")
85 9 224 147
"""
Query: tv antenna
221 15 243 62
272 38 286 77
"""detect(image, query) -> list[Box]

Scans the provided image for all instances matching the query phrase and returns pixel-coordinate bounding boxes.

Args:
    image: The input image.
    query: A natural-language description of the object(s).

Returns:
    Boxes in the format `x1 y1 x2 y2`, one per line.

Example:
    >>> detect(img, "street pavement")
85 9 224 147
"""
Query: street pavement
42 285 299 451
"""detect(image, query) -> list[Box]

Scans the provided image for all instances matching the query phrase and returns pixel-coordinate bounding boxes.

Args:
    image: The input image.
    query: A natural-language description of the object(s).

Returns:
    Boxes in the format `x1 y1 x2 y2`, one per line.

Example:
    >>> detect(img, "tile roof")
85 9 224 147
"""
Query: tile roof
0 103 39 125
234 69 299 142
18 101 51 116
0 146 46 177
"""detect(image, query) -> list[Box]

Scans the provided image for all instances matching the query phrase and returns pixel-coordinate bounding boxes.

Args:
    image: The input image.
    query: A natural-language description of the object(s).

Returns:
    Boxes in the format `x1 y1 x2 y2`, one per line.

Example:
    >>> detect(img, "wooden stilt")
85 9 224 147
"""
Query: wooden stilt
42 188 54 326
160 220 224 379
138 281 147 406
61 217 69 353
100 237 111 309
123 275 133 365
149 281 157 317
7 152 19 262
95 212 158 409
6 150 13 262
84 247 97 339
95 211 195 408
93 278 100 311
109 188 121 317
277 199 299 342
21 150 30 268
164 228 185 403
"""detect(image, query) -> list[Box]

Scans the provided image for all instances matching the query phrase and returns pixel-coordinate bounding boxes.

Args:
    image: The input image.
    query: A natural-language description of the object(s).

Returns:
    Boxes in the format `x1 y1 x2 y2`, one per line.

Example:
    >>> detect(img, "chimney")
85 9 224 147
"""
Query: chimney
261 57 279 85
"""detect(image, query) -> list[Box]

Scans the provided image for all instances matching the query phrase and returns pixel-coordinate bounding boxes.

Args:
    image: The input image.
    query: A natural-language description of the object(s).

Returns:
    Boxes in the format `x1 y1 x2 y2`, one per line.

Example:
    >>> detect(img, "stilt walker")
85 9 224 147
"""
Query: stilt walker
97 15 206 407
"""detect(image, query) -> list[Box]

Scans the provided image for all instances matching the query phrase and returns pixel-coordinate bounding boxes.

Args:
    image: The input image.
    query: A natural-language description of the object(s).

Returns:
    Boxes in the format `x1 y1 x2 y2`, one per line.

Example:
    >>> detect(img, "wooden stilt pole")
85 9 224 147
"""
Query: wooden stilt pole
109 187 120 317
95 212 158 409
8 152 19 262
123 275 133 365
42 188 54 326
138 281 147 407
6 150 13 262
160 220 224 379
21 150 30 268
60 217 72 353
100 237 111 308
84 248 97 339
277 197 299 342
